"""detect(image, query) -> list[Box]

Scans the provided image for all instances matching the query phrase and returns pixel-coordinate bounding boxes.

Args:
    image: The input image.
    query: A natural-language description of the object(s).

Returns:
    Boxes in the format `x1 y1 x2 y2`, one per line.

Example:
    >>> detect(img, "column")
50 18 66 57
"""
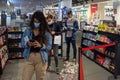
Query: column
58 0 72 21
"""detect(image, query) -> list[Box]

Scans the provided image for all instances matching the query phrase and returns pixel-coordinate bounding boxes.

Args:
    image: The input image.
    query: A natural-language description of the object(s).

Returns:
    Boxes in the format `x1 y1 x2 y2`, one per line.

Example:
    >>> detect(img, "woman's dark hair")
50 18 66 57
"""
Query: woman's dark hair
46 14 53 19
67 10 72 15
30 11 51 45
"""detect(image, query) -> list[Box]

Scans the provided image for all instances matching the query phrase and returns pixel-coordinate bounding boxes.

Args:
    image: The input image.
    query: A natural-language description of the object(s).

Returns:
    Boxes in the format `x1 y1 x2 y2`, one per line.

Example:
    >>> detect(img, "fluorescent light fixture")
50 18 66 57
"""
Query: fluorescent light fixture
7 0 10 6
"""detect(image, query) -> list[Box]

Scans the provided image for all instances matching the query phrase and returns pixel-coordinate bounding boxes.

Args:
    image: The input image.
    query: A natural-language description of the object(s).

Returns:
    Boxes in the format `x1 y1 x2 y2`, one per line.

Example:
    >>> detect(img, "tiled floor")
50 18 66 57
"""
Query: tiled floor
0 59 61 80
1 56 119 80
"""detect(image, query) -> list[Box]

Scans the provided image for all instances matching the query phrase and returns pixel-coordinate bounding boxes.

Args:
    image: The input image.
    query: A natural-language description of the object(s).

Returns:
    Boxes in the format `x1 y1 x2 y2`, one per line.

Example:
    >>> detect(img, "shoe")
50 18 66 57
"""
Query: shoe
47 66 52 71
55 67 60 74
64 58 69 61
73 58 76 62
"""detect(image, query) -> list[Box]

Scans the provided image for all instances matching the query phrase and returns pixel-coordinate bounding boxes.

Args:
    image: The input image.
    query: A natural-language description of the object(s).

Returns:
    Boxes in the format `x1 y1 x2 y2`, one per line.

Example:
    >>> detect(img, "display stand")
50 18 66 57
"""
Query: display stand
7 21 29 59
0 26 8 75
79 20 120 80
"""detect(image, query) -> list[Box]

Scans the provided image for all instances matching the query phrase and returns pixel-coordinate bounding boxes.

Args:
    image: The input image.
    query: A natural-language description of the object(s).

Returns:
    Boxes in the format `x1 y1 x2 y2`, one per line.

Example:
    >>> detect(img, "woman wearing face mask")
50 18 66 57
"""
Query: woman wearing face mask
21 11 52 80
46 15 61 73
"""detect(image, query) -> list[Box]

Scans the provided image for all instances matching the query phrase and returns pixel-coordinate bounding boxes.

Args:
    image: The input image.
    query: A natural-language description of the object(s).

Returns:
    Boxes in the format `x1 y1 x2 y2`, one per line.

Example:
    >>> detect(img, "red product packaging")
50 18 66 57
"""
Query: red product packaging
96 55 105 65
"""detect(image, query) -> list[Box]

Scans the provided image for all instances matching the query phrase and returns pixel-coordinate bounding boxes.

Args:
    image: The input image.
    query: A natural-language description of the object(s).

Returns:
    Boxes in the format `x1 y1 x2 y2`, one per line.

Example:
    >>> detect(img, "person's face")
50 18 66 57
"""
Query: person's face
47 18 52 22
34 18 40 23
33 18 40 28
68 14 72 18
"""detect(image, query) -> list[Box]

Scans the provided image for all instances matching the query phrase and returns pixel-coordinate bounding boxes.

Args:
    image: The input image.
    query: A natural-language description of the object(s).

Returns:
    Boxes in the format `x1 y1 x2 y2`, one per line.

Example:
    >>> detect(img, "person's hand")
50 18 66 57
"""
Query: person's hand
27 41 33 47
51 31 55 35
33 40 42 48
70 27 74 30
68 27 74 30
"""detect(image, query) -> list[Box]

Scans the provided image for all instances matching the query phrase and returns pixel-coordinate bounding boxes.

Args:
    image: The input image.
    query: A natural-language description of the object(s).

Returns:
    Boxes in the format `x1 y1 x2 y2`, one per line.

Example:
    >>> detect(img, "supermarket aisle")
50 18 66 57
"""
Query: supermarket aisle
0 31 120 80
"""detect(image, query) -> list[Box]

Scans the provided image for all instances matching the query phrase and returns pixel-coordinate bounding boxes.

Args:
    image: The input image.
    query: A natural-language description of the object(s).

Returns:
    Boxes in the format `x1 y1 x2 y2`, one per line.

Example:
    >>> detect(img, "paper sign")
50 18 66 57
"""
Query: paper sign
54 35 61 45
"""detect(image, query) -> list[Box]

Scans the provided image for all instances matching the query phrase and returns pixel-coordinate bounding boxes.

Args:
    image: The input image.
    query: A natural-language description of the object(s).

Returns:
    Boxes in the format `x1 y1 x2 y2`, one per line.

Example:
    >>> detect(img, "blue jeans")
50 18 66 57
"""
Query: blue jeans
66 37 77 60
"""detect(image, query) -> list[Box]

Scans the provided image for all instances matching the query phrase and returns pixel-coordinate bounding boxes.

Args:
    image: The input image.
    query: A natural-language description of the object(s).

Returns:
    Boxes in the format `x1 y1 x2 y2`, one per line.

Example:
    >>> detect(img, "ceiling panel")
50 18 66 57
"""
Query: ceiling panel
8 0 60 13
0 0 111 13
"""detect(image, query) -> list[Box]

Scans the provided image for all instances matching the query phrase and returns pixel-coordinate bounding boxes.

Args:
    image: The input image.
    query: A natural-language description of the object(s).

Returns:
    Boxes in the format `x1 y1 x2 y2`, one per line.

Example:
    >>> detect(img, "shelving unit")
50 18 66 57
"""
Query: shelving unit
7 30 24 59
80 20 120 79
0 26 8 75
7 21 29 59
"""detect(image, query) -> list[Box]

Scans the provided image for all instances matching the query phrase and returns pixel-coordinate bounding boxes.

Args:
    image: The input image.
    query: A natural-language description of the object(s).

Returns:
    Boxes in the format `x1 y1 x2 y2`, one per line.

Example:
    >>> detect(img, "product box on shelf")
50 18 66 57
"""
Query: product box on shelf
104 50 115 58
8 26 22 32
83 50 94 59
9 52 23 59
109 61 115 72
96 34 111 43
0 26 6 35
96 55 105 65
103 57 111 69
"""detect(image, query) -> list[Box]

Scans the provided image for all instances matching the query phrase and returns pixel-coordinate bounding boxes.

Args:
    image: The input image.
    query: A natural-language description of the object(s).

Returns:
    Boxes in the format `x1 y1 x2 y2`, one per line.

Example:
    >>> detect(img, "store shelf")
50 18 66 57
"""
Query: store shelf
83 37 96 42
8 47 24 52
82 44 89 48
83 54 114 74
96 40 108 44
82 43 114 59
8 38 21 43
98 31 120 41
94 50 114 59
83 30 97 34
8 31 23 34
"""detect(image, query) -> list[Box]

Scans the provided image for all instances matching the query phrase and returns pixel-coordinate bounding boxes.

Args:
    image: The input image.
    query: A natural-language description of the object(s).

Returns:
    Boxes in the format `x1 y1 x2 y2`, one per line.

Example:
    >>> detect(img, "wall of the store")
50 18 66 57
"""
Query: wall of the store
98 2 107 20
114 1 120 25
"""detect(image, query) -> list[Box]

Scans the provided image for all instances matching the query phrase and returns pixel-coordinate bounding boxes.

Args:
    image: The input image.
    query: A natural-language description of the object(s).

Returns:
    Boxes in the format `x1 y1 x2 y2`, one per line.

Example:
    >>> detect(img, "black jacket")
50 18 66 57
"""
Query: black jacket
49 22 61 35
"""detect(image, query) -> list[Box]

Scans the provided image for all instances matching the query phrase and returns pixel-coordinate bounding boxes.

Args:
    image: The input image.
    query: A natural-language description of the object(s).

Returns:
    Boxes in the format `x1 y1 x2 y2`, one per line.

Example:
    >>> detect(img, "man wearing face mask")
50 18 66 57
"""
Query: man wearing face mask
46 15 61 73
65 11 79 62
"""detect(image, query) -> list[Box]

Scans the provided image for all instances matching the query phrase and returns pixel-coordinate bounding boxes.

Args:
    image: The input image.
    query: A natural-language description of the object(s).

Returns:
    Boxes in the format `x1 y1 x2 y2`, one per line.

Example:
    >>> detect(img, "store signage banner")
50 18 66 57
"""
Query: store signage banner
91 4 98 15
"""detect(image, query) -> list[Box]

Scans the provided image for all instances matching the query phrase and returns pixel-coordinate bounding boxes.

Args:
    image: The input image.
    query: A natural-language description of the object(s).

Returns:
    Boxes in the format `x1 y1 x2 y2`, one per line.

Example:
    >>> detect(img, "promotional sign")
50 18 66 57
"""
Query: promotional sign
91 4 98 15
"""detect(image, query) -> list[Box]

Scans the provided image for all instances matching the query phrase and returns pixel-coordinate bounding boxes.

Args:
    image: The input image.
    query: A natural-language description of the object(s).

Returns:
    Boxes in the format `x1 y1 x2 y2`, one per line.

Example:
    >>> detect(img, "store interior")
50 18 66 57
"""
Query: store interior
0 0 120 80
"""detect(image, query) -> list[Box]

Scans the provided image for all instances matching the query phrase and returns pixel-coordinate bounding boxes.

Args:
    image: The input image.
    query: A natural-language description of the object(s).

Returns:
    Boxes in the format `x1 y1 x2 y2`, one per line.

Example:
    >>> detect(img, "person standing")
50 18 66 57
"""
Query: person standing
46 15 61 73
65 11 79 61
21 11 52 80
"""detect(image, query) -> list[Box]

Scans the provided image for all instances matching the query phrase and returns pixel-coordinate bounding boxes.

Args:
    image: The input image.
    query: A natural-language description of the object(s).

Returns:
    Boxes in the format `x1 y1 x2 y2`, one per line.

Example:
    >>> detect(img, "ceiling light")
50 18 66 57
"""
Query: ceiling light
7 0 10 6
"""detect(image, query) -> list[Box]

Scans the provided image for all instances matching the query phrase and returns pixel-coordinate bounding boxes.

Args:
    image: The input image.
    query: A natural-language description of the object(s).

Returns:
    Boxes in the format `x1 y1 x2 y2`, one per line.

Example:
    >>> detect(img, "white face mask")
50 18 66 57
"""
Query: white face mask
48 21 53 25
34 22 40 28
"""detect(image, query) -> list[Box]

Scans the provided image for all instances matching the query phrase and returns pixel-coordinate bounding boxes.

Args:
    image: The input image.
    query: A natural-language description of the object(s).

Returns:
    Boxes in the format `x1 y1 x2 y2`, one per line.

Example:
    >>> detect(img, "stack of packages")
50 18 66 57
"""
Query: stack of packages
58 62 78 80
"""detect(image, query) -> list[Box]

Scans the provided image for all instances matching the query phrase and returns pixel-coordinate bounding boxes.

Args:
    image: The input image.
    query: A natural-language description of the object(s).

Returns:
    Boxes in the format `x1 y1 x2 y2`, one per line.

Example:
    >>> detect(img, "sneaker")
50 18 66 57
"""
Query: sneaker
64 58 69 61
55 67 60 74
47 66 52 71
73 58 76 62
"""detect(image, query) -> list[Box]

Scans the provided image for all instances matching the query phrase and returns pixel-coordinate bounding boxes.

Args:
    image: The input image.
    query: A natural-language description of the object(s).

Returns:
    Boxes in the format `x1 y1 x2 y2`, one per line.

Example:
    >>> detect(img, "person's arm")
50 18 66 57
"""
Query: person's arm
73 20 79 31
40 32 52 51
21 29 30 48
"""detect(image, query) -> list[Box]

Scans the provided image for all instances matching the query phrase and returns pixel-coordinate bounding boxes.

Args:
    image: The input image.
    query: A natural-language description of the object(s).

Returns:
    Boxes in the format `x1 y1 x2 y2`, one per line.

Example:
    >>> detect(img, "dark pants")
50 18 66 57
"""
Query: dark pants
66 37 77 60
48 44 58 67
